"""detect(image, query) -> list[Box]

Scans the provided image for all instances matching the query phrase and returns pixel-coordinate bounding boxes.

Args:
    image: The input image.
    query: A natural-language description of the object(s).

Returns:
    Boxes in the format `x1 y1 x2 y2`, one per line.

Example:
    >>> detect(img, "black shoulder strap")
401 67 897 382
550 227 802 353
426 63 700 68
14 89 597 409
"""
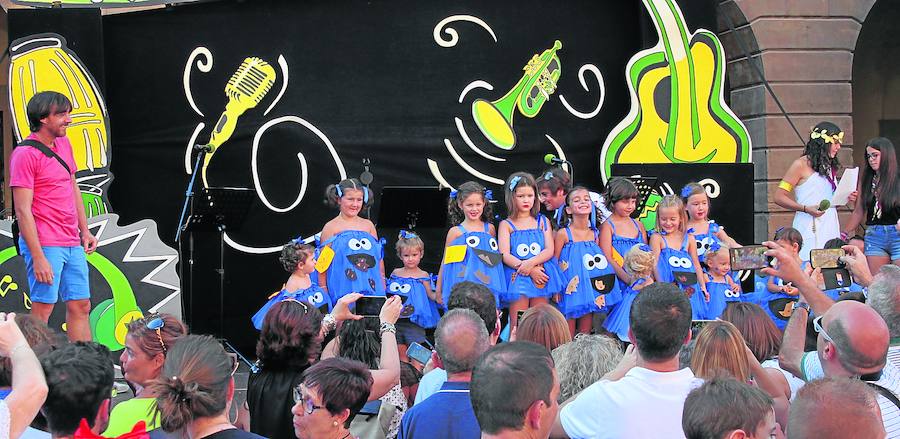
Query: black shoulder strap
17 139 72 175
866 381 900 411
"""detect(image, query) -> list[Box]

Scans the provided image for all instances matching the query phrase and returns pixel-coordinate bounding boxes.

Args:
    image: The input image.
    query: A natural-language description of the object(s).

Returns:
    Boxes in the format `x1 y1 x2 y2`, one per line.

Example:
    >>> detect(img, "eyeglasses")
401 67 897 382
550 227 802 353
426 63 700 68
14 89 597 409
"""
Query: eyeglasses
293 385 326 414
146 316 167 354
812 315 835 344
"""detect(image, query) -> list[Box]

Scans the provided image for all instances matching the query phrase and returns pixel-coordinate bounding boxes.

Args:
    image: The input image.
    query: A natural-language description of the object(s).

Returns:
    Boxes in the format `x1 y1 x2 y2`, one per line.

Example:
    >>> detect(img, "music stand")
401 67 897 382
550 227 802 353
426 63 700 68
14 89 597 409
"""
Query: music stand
377 186 451 229
377 186 451 274
180 187 255 337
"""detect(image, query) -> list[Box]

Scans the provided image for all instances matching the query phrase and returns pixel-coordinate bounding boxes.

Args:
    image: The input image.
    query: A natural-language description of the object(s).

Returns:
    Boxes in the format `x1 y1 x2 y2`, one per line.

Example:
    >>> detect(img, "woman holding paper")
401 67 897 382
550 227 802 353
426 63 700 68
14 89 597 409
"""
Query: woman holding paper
843 137 900 272
774 122 856 260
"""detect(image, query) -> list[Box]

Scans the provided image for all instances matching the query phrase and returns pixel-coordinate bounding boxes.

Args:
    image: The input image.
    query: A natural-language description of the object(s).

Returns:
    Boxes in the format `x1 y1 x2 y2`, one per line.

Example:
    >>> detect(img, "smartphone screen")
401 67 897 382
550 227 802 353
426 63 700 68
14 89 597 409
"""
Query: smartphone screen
811 249 844 269
730 245 769 271
355 296 386 317
407 342 432 365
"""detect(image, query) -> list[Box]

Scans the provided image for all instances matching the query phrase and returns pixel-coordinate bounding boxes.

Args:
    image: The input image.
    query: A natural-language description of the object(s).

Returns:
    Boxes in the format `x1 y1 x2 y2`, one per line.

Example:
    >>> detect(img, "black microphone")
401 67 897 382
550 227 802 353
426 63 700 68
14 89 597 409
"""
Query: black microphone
544 153 565 166
194 144 214 152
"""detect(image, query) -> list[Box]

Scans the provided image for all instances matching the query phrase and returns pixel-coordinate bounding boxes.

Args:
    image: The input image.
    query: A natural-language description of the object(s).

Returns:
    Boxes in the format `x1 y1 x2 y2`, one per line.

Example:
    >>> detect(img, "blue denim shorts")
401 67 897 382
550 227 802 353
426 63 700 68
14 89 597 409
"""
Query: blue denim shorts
864 224 900 260
19 239 90 303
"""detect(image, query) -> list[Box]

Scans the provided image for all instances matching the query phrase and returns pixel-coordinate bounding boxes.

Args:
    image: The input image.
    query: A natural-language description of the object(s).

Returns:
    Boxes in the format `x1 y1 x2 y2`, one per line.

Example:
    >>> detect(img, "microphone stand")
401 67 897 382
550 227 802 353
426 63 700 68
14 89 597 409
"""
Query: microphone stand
176 146 208 243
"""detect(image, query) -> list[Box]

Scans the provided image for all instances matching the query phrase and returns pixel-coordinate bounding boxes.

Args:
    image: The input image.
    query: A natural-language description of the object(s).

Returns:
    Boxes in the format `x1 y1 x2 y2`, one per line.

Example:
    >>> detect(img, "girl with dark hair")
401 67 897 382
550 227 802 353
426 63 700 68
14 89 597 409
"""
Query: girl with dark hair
500 172 564 330
437 181 506 308
150 334 263 439
843 137 900 273
319 178 385 301
107 313 187 436
774 122 857 260
599 177 647 285
292 357 374 439
251 241 331 330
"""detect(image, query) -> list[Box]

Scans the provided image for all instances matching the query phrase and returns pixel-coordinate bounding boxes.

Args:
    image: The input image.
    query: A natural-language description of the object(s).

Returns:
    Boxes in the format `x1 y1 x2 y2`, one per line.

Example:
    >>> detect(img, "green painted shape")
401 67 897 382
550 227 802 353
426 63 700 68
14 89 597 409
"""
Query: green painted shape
81 192 108 218
89 298 122 350
0 247 18 265
602 52 667 177
695 30 751 163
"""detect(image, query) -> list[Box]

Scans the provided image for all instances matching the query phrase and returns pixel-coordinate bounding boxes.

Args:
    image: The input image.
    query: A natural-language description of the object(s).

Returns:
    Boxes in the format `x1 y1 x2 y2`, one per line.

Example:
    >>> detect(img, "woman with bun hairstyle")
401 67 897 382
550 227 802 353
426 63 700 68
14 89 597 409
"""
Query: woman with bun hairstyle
150 334 264 439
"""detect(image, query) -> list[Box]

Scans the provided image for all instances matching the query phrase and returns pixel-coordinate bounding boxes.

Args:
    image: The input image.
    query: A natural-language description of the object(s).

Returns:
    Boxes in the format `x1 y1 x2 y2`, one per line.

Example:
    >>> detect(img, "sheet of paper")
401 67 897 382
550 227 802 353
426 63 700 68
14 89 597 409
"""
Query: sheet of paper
832 167 858 206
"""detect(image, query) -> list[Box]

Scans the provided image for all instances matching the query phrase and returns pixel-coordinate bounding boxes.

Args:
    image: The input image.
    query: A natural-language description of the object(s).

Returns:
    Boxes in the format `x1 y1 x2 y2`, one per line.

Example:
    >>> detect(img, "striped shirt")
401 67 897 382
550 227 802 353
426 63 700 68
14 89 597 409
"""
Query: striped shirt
801 352 900 438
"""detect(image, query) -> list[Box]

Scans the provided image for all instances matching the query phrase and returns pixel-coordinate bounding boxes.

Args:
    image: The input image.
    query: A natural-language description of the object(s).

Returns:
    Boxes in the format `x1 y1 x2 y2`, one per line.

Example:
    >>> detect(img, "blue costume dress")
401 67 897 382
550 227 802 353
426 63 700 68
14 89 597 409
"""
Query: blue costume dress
609 218 646 263
557 227 621 319
440 222 507 308
656 233 707 319
501 215 565 305
752 261 809 330
704 279 741 319
692 220 725 264
604 278 648 342
251 285 332 330
387 274 441 329
319 230 385 302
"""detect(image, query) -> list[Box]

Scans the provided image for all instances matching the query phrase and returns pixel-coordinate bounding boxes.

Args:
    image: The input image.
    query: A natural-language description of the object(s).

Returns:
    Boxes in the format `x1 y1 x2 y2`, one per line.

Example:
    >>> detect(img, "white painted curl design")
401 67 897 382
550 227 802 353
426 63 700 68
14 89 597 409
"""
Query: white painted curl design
264 55 289 116
433 15 498 48
558 64 605 119
183 47 212 117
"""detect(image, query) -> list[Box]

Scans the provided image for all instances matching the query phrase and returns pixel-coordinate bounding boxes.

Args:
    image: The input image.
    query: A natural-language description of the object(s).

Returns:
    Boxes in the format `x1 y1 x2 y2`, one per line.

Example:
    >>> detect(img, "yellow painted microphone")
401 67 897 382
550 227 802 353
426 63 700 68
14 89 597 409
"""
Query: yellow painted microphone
201 57 277 187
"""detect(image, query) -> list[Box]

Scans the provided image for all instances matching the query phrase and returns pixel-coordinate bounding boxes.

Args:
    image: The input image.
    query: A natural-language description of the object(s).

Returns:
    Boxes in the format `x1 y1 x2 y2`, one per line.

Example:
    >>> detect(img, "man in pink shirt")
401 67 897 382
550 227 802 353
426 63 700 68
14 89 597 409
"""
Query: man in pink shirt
10 91 97 341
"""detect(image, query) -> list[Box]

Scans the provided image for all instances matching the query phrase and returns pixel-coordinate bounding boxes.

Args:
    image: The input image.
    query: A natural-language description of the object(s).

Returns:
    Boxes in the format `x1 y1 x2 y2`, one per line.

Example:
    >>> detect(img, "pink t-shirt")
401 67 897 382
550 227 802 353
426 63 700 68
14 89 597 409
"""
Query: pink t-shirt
9 134 80 246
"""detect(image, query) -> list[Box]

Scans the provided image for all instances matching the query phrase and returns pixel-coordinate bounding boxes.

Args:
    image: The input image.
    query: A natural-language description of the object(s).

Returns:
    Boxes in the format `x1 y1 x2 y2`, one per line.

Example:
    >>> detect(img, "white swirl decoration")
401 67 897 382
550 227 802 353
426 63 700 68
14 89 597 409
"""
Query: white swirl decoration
183 47 213 117
699 178 721 198
559 64 605 119
433 15 498 47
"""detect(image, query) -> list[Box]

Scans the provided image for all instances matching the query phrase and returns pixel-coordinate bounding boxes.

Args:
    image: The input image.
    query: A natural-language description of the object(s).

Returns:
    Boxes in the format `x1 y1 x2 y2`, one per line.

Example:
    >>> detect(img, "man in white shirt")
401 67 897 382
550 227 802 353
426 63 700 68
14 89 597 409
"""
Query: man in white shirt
551 282 701 439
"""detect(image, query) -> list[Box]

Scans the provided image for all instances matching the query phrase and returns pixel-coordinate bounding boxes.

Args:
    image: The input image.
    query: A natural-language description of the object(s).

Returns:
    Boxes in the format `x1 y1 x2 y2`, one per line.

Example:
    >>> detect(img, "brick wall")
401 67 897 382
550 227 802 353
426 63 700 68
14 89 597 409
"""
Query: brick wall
717 0 877 242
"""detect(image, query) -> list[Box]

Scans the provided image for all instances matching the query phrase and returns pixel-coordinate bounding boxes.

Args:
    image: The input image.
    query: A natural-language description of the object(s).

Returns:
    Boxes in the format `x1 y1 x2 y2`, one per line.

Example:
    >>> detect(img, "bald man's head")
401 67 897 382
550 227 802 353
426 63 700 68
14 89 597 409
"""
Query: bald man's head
820 301 889 376
435 309 490 374
787 377 885 439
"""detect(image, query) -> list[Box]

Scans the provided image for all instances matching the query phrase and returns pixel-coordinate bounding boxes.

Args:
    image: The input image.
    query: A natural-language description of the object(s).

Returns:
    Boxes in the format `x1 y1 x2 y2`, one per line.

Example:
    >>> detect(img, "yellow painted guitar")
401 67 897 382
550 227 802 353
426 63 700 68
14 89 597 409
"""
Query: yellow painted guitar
600 0 751 179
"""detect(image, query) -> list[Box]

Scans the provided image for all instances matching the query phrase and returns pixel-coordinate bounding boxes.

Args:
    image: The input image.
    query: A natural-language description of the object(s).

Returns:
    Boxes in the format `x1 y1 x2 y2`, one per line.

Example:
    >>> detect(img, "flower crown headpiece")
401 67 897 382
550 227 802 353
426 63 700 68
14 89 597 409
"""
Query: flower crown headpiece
810 127 844 145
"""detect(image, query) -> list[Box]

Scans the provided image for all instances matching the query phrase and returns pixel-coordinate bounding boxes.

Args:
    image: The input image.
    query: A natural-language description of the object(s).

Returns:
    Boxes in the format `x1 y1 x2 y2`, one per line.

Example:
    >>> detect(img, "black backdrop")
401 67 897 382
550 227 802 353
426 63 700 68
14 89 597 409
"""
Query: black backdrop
12 0 720 350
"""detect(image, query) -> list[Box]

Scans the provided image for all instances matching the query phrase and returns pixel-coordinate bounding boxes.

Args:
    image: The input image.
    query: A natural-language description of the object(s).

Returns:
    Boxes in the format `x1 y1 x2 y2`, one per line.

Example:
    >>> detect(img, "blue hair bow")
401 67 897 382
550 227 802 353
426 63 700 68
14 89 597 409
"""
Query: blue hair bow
484 189 493 200
450 190 458 199
399 230 418 240
680 185 693 199
638 244 651 252
544 171 553 180
508 176 522 192
709 242 722 253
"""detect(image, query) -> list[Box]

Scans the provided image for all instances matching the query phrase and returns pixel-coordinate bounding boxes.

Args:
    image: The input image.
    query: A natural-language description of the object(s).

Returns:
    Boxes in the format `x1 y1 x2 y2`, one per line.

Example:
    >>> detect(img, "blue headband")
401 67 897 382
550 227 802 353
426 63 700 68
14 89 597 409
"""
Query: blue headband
484 189 493 200
449 190 458 199
680 185 694 199
709 242 721 253
638 244 651 253
544 171 553 180
508 176 523 192
336 183 369 203
398 230 418 240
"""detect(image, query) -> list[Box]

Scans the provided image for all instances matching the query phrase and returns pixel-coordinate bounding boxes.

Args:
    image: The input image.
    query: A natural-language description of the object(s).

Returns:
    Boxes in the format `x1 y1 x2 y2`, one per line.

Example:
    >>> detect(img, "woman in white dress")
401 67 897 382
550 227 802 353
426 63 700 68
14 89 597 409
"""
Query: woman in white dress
774 122 856 260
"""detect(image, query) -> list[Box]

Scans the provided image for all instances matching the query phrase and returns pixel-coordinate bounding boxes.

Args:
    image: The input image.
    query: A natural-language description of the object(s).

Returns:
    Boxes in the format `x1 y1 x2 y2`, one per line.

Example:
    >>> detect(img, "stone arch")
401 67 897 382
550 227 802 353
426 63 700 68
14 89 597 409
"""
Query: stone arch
716 0 876 242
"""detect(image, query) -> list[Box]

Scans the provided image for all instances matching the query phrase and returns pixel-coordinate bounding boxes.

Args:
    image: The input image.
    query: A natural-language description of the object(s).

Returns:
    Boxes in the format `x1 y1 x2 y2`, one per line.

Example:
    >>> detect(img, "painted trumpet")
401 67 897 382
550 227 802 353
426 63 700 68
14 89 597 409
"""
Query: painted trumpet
472 40 562 150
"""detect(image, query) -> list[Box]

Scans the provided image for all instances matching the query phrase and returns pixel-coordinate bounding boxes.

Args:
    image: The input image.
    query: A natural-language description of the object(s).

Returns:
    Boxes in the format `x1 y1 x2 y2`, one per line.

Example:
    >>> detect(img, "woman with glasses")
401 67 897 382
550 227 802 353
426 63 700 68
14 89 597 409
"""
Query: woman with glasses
292 357 373 439
843 137 900 273
149 334 260 439
105 313 186 436
239 293 402 439
774 121 857 260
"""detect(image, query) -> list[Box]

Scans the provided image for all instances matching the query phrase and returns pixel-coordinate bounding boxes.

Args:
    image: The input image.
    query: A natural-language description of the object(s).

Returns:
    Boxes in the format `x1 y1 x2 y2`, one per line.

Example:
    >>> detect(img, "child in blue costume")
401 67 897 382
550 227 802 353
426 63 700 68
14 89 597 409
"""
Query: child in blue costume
388 230 441 362
499 173 565 329
555 186 621 335
318 178 385 302
682 182 741 264
604 244 656 342
600 177 647 292
703 243 743 319
651 195 710 320
760 227 805 330
251 241 332 330
437 181 506 308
